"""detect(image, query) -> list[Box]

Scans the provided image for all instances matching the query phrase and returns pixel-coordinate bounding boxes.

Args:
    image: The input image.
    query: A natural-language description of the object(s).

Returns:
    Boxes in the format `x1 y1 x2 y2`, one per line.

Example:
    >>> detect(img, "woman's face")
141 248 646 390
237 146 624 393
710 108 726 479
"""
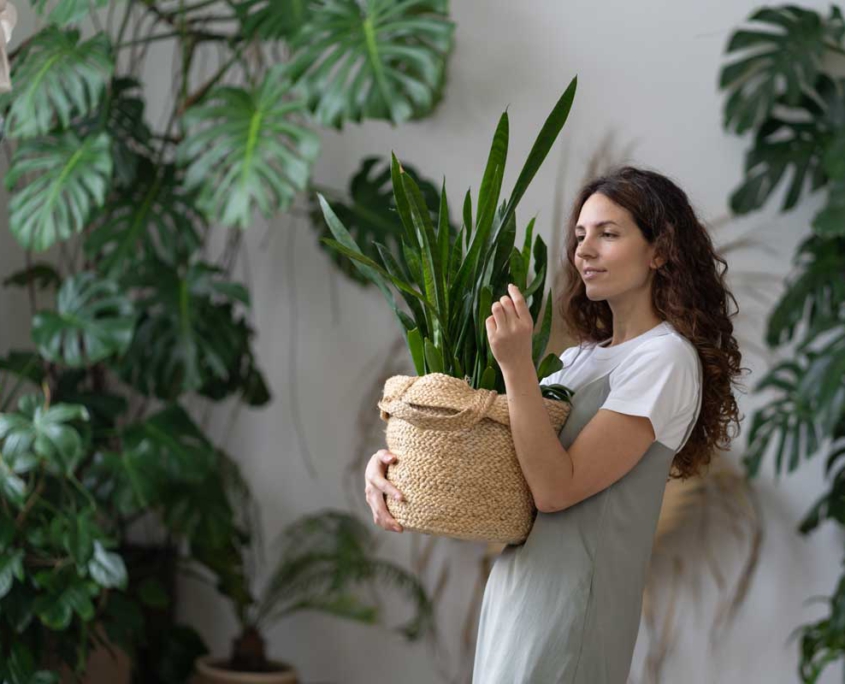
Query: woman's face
573 193 662 302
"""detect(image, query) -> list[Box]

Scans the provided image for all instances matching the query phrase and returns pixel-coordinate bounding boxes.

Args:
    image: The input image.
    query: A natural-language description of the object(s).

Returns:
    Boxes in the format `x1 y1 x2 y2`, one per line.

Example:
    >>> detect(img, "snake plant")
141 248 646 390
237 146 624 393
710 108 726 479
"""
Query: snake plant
317 77 578 401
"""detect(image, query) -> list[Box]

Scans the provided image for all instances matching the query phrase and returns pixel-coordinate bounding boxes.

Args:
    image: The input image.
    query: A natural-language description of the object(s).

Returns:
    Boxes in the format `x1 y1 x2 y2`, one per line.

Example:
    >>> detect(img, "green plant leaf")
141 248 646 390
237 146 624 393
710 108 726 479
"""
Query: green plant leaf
117 261 263 401
0 27 113 139
308 155 451 286
87 540 127 589
33 0 112 27
718 5 840 135
0 550 24 599
5 131 113 252
284 0 455 128
232 0 311 40
177 64 320 229
84 158 205 277
31 272 135 367
0 395 89 475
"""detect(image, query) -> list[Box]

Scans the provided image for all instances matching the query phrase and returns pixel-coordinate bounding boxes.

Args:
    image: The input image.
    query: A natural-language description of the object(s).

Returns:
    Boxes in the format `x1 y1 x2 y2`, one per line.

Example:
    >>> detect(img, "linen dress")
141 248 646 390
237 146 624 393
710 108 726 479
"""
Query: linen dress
472 320 703 684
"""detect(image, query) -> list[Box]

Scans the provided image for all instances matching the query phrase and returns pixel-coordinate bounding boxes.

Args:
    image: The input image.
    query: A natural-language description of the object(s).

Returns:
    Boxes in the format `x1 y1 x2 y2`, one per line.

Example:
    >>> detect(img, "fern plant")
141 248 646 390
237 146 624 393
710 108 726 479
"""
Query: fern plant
208 509 432 674
718 5 845 682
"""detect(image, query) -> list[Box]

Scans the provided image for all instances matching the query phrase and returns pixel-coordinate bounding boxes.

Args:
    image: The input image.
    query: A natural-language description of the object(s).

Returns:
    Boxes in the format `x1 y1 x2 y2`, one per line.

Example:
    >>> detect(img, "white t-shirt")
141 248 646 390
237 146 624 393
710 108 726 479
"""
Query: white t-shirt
541 320 702 452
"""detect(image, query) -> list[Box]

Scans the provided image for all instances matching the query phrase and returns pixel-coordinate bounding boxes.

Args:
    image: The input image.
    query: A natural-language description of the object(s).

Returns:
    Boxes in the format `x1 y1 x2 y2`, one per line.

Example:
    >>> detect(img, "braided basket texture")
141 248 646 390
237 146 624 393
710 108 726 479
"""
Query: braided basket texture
377 373 572 544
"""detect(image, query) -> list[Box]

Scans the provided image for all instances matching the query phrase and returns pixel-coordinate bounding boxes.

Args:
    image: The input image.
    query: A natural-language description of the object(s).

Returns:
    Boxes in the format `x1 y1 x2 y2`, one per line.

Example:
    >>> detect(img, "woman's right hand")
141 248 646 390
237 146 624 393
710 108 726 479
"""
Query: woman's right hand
364 449 405 533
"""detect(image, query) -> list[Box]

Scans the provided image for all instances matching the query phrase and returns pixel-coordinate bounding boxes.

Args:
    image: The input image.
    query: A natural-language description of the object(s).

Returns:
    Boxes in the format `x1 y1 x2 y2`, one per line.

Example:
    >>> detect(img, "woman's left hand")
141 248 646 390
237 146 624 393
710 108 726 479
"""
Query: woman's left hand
485 283 534 374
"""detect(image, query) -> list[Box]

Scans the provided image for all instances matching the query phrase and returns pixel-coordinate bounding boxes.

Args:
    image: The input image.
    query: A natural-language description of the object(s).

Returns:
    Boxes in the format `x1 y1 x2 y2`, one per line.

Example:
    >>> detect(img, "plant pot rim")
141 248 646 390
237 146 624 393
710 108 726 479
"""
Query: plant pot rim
196 654 297 679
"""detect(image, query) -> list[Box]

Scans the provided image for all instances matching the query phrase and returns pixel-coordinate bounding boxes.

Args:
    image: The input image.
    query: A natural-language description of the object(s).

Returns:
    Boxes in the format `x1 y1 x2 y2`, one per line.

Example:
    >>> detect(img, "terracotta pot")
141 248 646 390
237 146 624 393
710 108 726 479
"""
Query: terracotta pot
195 655 299 684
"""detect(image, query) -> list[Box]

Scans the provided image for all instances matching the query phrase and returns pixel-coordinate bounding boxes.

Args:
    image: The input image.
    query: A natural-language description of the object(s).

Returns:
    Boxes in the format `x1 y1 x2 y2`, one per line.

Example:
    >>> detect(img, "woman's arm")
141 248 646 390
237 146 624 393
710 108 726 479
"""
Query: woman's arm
503 360 655 513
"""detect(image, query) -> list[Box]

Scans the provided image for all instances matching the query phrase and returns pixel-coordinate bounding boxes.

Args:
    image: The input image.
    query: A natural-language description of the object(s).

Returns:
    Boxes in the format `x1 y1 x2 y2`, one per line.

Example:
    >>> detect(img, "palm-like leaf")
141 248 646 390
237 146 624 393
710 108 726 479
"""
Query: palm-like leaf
742 355 824 478
0 27 113 140
256 510 432 639
4 130 113 251
176 64 320 229
767 234 845 346
308 156 453 286
31 272 135 367
718 5 844 135
285 0 455 128
84 158 206 277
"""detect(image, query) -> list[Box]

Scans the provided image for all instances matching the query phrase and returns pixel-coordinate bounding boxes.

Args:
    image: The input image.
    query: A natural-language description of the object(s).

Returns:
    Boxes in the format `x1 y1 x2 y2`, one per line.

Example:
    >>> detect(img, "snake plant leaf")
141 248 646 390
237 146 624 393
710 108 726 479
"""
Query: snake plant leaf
406 327 424 375
423 337 443 373
5 130 113 252
0 27 112 140
375 242 427 336
766 234 845 346
117 261 261 402
521 216 535 265
284 0 455 128
0 394 89 475
531 287 554 367
509 248 527 292
308 155 450 286
718 5 843 136
742 357 822 478
232 0 310 41
31 272 135 368
477 112 508 232
176 64 320 229
500 76 576 232
528 234 548 323
462 189 473 249
402 172 444 323
84 158 206 277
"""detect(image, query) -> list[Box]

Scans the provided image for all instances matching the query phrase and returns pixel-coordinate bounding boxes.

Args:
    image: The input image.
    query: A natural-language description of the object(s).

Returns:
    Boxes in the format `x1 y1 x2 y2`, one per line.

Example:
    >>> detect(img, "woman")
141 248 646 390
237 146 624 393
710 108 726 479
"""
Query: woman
363 165 745 683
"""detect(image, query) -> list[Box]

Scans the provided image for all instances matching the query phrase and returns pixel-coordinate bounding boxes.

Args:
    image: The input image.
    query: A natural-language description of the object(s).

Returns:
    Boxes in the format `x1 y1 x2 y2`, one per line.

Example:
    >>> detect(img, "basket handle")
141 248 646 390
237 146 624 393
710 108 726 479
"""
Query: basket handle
379 379 498 432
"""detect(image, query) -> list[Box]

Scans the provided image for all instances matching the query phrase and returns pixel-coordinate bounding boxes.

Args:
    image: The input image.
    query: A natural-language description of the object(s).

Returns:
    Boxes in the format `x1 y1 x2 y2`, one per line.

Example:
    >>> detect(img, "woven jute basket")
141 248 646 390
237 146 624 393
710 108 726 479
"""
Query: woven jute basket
377 372 572 544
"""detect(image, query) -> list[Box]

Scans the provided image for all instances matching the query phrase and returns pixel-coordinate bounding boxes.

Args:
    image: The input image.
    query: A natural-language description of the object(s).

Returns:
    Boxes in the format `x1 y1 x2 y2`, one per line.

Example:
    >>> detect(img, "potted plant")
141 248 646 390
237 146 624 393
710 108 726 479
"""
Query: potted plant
315 78 579 544
194 508 432 683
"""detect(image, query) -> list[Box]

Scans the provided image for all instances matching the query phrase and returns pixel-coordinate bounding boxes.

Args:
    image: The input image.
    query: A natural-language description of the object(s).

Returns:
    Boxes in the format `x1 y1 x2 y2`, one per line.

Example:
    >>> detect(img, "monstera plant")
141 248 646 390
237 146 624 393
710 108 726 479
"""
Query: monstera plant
0 0 456 682
718 5 845 683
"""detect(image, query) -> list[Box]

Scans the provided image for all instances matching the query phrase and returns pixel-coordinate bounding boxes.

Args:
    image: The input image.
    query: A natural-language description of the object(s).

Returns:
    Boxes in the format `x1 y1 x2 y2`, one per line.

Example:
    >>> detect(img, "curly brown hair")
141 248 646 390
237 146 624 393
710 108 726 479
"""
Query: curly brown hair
557 165 747 480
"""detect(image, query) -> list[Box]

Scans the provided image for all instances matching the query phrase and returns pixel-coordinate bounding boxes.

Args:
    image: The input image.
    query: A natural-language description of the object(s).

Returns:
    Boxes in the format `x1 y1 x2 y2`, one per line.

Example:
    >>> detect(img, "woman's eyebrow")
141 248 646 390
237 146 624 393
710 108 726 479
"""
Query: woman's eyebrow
575 220 619 231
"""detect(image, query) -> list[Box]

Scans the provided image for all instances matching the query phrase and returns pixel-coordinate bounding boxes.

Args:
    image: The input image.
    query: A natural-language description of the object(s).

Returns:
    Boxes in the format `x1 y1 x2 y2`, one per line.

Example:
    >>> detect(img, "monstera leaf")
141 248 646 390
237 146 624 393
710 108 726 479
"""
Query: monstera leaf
284 0 455 128
117 260 264 401
718 5 844 135
232 0 311 40
176 63 320 229
5 130 113 251
74 76 155 189
742 355 824 478
0 27 113 140
84 157 206 277
31 0 111 27
309 156 454 285
31 272 135 367
767 234 845 347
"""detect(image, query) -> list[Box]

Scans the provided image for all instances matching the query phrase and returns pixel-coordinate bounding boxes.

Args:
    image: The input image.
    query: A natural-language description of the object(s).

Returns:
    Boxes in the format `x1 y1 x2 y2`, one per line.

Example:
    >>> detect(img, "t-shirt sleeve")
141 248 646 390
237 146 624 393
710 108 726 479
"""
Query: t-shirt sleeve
599 338 701 450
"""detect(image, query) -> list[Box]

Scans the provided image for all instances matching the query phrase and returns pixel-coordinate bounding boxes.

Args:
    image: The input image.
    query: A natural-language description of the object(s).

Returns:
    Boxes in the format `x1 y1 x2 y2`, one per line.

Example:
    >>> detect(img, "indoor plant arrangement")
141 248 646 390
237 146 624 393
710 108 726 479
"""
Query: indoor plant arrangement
717 5 845 682
0 0 457 680
317 77 579 543
194 508 433 683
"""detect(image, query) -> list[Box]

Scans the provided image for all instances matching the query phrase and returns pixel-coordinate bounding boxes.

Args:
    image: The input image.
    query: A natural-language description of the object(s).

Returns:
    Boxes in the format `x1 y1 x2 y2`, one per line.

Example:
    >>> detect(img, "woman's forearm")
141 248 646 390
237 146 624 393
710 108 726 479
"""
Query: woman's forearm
502 360 574 511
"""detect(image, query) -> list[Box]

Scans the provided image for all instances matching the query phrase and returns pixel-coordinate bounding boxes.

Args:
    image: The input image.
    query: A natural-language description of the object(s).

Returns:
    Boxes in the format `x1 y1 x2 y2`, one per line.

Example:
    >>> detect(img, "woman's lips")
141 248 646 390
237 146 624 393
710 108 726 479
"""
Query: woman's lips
583 270 605 280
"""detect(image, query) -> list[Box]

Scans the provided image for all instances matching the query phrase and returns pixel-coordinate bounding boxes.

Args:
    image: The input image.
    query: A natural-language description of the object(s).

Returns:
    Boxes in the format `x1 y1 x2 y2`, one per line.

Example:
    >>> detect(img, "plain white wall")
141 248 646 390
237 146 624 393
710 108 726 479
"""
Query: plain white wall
2 1 843 683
